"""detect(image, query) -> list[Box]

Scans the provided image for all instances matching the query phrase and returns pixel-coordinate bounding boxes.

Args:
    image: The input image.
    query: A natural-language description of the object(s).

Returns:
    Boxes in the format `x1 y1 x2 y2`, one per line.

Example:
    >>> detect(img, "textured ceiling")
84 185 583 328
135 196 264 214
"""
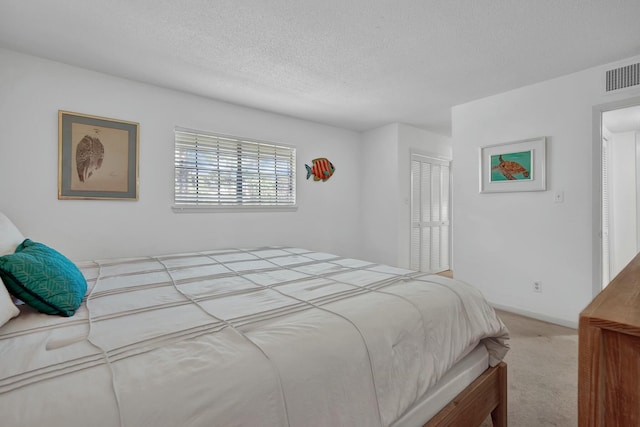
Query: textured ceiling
1 0 639 135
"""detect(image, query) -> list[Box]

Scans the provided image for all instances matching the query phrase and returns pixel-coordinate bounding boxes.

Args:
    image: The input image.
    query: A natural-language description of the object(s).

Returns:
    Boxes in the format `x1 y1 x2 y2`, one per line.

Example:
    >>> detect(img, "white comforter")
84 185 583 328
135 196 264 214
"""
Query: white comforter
0 247 508 427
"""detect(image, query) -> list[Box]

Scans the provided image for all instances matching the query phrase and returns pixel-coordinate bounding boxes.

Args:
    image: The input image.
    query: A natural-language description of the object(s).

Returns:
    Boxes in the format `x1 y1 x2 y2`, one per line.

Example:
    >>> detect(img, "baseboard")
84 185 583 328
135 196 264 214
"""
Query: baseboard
490 303 579 330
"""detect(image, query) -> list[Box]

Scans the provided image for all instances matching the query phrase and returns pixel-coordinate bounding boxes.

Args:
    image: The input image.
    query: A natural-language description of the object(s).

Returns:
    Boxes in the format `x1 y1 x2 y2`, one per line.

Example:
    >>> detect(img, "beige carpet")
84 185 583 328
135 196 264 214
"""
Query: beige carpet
479 310 578 427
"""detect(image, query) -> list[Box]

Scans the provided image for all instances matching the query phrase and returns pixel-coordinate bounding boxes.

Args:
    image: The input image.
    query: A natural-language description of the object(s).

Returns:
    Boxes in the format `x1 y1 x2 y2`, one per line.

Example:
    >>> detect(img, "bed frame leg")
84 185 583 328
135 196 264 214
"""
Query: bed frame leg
490 362 508 427
422 361 508 427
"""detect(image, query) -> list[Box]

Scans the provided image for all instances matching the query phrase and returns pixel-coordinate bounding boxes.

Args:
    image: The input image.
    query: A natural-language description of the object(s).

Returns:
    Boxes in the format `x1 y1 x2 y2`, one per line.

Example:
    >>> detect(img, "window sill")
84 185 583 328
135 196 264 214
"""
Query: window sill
171 205 298 213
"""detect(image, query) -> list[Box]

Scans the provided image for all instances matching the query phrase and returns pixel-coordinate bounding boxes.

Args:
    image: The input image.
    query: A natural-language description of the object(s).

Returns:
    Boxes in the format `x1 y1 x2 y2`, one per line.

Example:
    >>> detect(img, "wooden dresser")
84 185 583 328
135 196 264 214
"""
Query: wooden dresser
579 253 640 426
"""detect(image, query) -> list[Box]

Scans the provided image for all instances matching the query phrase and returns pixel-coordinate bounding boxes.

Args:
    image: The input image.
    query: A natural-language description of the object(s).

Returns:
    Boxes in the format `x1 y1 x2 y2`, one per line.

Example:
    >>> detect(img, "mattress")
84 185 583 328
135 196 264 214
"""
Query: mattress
392 343 490 427
0 247 509 427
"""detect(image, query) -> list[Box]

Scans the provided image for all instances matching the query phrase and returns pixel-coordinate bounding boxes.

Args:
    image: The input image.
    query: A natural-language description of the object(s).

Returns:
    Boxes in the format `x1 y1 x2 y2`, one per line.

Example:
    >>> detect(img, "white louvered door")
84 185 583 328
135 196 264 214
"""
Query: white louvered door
410 155 451 273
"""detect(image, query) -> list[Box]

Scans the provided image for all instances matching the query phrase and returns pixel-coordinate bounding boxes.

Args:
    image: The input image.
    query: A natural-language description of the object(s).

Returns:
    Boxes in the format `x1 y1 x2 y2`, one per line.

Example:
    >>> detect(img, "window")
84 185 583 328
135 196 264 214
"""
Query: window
174 127 296 209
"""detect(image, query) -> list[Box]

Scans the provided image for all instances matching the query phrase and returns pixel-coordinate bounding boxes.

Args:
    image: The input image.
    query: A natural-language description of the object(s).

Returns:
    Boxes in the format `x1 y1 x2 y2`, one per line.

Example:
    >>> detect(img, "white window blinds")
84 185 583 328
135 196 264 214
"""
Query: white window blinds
174 128 296 208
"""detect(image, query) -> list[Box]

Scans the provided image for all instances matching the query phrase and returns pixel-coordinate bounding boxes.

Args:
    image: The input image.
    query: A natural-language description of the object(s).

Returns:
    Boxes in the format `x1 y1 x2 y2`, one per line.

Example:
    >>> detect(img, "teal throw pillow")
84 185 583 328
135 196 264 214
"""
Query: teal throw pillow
0 239 87 316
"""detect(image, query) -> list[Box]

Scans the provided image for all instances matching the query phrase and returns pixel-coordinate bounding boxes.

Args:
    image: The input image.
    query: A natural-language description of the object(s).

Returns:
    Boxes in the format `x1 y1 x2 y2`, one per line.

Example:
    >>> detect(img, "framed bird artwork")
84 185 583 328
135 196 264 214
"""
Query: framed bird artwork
58 111 139 200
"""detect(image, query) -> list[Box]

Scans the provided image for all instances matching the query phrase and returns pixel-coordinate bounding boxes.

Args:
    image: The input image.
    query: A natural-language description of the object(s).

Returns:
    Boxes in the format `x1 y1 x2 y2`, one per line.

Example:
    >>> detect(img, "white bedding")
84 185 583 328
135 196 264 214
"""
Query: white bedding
0 247 509 427
392 344 489 427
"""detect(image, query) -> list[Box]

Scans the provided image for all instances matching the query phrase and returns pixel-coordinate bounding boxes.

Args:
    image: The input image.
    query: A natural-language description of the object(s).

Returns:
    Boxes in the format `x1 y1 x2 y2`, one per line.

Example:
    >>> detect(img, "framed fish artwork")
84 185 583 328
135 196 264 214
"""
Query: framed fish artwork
58 111 139 200
479 137 546 193
305 158 335 182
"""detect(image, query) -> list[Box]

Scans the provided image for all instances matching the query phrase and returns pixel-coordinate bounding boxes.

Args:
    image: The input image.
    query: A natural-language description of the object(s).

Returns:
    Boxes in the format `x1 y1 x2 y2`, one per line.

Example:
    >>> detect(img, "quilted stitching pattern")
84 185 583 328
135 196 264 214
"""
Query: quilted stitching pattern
0 239 87 316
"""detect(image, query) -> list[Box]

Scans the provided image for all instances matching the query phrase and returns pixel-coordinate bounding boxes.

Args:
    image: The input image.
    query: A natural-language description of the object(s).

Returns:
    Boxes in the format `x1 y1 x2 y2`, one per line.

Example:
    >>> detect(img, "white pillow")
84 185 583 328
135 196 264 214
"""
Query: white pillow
0 211 25 256
0 279 19 327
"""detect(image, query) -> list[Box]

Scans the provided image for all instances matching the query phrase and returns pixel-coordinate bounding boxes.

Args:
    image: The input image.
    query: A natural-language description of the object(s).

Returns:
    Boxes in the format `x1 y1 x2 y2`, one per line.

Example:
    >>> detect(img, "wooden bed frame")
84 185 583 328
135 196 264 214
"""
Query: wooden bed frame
424 362 507 427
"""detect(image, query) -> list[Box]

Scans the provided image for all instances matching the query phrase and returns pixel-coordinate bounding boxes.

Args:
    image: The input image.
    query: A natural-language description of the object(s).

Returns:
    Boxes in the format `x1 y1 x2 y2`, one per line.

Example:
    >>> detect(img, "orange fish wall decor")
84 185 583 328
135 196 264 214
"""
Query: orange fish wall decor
305 158 335 182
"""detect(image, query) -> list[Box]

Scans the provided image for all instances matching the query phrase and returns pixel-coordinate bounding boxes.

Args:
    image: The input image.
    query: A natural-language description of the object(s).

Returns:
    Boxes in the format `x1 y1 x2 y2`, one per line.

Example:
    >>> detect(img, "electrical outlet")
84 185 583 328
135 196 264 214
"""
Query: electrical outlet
533 281 542 293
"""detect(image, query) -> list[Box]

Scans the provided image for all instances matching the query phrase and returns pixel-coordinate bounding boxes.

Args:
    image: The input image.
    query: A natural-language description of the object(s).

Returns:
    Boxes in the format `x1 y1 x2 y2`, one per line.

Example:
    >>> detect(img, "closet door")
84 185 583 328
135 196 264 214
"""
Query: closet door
410 155 451 273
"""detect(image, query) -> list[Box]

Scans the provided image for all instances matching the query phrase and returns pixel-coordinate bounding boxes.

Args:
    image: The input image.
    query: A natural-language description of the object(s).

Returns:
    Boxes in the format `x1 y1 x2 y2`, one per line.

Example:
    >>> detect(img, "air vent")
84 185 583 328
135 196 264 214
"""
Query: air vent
605 62 640 92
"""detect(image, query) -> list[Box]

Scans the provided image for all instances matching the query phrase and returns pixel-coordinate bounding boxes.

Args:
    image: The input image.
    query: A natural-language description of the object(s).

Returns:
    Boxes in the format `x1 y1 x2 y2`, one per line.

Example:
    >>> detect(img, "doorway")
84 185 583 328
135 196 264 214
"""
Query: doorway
595 98 640 293
410 154 451 273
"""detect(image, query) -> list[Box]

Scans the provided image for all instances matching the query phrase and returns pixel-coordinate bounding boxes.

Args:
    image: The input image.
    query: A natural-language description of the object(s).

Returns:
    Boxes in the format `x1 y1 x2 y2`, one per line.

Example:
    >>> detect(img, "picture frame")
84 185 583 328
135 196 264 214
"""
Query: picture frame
58 110 139 200
479 136 546 193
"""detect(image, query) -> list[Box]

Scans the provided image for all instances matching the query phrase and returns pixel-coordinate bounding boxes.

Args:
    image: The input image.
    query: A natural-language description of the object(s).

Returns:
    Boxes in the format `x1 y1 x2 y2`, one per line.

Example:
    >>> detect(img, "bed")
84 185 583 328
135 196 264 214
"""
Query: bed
0 242 509 427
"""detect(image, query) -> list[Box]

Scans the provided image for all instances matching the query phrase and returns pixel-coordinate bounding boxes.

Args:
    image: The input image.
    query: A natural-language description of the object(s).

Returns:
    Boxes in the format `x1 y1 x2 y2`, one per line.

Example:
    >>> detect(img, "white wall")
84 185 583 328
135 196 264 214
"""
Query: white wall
452 55 640 328
361 123 400 265
0 48 363 261
361 123 451 267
